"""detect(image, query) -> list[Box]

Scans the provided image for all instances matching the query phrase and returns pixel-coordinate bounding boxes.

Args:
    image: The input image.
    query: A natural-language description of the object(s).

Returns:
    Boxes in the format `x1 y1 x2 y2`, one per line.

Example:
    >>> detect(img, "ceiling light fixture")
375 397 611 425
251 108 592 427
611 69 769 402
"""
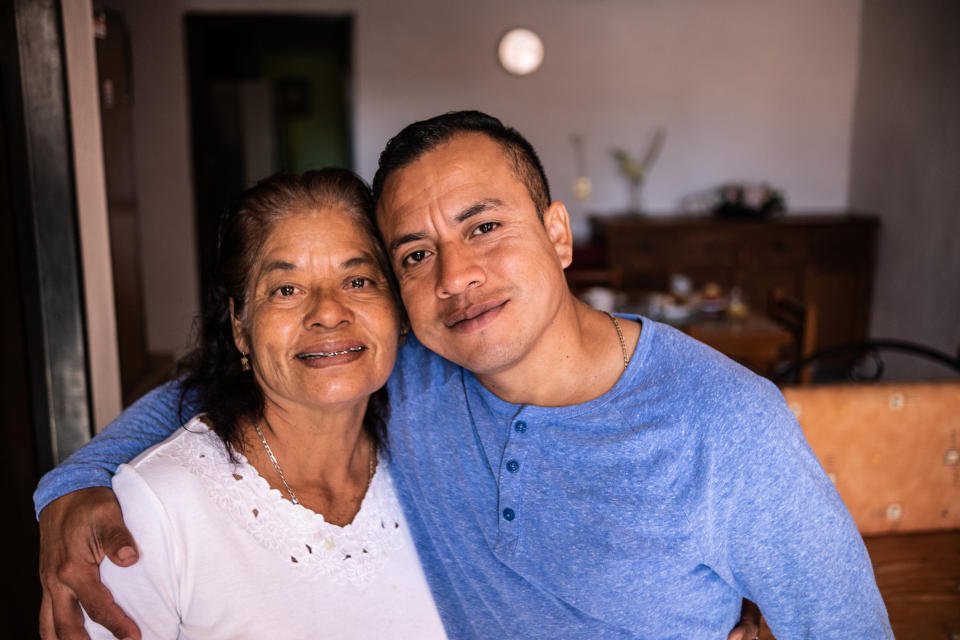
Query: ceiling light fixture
497 27 544 76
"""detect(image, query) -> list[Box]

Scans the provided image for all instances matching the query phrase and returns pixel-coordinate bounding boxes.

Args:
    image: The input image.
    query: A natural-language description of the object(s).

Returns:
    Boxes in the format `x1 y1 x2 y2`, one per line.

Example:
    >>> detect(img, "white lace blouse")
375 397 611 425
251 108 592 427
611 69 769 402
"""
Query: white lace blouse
84 416 447 640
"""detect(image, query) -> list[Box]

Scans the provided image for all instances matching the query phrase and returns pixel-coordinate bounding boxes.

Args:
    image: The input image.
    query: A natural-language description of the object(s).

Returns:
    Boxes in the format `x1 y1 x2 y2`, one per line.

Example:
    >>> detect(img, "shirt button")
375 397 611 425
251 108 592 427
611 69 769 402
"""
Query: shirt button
514 421 527 433
502 507 516 521
506 460 520 473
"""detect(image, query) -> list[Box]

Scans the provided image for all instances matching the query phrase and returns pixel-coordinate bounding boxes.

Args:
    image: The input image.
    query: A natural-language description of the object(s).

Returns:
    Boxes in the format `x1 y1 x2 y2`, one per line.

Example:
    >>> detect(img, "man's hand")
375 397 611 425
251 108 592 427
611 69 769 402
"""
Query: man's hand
38 487 141 640
726 599 762 640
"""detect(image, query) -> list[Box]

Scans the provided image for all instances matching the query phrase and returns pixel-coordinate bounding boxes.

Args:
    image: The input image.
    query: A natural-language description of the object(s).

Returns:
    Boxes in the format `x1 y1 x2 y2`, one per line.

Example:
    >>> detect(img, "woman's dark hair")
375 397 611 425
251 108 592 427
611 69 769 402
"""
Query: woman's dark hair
178 168 402 455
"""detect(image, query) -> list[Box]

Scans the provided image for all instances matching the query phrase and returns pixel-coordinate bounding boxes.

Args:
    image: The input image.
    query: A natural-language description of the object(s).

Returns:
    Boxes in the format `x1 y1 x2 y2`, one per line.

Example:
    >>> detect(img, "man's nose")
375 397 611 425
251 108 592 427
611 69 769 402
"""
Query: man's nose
436 245 485 298
303 289 354 328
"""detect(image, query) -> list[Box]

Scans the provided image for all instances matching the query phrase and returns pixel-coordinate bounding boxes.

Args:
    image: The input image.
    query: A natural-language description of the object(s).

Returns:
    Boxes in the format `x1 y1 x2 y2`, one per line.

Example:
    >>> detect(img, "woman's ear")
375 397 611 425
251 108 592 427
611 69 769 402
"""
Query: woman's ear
229 298 249 355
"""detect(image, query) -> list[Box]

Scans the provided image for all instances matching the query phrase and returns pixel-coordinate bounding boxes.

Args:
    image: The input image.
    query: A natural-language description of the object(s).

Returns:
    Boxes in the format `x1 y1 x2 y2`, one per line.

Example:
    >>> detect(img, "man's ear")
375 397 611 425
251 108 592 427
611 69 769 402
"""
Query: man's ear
543 200 573 269
229 298 249 355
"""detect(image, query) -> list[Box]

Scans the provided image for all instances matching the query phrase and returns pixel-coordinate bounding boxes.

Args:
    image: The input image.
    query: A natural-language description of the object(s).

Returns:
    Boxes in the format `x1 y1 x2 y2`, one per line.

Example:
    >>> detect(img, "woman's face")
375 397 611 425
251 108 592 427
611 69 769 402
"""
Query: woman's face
232 207 402 413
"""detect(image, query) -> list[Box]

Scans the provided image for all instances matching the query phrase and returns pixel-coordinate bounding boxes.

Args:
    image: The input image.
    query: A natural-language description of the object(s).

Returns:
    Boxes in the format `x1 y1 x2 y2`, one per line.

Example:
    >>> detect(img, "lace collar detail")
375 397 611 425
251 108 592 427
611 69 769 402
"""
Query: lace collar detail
153 416 406 585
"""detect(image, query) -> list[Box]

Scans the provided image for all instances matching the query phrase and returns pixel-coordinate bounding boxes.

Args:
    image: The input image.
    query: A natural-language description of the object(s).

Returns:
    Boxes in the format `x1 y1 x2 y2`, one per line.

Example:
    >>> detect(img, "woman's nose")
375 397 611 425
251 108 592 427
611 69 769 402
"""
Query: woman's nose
303 289 354 329
436 245 485 298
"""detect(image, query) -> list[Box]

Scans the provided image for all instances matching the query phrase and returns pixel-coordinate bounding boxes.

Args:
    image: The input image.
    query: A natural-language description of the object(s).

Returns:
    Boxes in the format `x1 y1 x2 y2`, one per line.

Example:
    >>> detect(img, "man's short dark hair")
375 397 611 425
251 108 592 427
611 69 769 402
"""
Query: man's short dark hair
372 110 551 220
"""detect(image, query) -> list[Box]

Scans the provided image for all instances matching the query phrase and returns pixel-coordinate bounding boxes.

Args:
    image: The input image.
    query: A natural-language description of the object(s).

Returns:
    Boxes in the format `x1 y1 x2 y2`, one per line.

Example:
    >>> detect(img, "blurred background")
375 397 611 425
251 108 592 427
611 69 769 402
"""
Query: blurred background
3 0 958 634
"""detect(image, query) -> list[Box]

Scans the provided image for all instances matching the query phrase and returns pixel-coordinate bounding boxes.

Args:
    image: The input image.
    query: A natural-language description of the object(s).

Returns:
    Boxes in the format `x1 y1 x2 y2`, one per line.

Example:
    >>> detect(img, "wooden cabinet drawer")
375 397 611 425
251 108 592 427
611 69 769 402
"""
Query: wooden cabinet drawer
674 234 738 267
743 236 805 267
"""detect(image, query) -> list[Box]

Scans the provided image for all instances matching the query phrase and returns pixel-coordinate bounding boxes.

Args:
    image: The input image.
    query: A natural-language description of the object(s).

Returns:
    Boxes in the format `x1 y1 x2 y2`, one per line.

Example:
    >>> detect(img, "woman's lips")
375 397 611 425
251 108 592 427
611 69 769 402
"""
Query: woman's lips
295 343 366 367
444 300 508 333
296 346 365 359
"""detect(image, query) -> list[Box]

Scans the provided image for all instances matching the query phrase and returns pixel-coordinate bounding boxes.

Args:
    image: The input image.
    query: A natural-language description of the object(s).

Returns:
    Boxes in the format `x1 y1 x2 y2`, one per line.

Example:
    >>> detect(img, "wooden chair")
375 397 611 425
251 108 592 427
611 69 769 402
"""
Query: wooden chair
767 287 818 383
773 379 960 639
771 339 960 385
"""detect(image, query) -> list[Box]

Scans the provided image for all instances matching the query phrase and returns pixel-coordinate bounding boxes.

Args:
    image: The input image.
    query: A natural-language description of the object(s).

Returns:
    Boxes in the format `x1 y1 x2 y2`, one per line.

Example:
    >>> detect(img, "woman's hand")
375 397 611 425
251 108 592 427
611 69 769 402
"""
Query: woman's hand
726 599 762 640
38 487 141 640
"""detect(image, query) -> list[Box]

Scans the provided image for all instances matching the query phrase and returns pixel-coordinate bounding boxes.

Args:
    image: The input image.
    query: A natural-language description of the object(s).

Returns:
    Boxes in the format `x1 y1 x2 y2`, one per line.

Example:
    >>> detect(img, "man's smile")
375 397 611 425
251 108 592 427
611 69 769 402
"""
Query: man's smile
443 299 508 333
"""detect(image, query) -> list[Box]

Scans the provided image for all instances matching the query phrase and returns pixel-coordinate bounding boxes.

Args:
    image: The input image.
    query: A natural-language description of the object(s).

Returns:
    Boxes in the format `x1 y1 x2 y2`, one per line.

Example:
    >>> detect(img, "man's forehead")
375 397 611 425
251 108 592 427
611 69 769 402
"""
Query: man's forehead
376 134 519 227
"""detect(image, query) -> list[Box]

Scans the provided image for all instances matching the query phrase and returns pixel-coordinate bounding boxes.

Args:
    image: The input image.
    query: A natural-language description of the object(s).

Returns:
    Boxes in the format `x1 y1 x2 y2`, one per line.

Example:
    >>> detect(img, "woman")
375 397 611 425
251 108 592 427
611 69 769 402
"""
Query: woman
84 169 447 639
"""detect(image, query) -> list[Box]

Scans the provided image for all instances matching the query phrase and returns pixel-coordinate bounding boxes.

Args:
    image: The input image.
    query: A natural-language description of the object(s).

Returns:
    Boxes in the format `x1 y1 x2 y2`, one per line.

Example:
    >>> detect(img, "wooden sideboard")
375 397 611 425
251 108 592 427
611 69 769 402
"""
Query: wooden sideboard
589 212 879 351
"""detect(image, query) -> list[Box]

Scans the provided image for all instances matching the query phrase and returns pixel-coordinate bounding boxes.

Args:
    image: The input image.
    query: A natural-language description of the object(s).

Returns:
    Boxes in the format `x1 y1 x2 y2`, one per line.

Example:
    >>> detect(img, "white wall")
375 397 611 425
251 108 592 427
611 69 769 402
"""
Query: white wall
111 0 863 356
848 0 960 377
355 0 862 229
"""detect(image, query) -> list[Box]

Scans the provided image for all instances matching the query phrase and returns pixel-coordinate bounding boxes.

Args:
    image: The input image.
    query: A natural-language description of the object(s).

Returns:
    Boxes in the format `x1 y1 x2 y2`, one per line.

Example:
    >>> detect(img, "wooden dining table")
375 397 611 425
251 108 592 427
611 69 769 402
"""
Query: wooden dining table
680 313 793 377
614 293 794 378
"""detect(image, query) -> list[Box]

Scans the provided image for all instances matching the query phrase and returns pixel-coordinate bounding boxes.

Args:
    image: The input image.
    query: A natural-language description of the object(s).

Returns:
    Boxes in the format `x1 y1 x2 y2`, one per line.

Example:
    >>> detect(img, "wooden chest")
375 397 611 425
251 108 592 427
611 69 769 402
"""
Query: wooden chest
590 213 879 351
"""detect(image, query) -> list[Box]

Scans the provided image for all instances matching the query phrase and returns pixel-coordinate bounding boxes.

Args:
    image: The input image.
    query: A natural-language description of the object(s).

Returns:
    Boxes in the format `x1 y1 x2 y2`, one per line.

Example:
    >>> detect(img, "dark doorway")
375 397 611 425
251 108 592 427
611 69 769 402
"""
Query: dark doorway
185 14 353 303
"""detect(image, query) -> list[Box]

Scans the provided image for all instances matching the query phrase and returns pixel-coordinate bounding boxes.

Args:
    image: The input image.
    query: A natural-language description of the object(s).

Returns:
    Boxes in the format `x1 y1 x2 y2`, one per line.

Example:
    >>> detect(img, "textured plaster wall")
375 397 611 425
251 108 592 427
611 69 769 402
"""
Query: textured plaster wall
848 0 960 377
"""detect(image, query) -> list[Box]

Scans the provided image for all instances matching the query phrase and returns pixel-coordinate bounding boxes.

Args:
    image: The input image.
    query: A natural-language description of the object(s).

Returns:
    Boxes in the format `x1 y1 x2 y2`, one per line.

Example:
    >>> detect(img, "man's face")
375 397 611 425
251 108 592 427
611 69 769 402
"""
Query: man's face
376 133 572 377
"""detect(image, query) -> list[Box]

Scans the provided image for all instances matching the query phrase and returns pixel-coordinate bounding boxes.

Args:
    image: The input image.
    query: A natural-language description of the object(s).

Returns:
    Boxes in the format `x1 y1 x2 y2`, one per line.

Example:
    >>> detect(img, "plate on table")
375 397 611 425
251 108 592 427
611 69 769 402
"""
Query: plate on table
698 297 727 314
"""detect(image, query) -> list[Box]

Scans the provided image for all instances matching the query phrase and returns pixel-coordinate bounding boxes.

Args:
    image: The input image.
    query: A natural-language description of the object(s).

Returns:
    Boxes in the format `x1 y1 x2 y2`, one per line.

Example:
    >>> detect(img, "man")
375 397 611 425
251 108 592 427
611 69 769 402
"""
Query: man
36 111 891 639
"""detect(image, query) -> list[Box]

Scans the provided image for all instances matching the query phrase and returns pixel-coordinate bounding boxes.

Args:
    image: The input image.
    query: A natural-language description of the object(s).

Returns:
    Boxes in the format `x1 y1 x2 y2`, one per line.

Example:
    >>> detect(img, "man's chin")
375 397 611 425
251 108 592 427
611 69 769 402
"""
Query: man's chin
433 338 521 377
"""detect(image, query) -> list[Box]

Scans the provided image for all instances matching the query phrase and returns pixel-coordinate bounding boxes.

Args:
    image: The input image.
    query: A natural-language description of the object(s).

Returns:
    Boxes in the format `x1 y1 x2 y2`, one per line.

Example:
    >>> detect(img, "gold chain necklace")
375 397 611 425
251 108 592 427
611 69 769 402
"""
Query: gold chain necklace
605 311 629 371
253 421 375 506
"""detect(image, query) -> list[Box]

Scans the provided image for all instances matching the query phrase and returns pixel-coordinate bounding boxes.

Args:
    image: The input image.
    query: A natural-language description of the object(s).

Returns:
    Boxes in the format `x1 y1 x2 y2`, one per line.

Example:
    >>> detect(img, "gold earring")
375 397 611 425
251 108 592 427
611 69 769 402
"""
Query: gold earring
240 353 250 371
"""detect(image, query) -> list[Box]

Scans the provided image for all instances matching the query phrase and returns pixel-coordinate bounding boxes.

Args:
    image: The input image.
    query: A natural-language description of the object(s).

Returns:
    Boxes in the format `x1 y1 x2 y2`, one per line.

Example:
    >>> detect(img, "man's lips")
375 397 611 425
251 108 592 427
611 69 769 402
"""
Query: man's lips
443 299 508 332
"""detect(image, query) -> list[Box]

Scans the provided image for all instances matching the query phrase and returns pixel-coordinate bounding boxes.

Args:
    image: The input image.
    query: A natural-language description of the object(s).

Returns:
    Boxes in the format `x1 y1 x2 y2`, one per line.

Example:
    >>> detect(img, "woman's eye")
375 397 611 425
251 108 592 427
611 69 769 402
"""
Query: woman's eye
473 222 499 236
276 285 296 297
350 278 370 289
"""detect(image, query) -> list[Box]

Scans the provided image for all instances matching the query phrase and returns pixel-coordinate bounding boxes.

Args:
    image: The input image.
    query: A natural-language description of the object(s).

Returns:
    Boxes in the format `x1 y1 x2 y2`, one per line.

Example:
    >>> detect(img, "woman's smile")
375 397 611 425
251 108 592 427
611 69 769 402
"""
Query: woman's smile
295 343 368 368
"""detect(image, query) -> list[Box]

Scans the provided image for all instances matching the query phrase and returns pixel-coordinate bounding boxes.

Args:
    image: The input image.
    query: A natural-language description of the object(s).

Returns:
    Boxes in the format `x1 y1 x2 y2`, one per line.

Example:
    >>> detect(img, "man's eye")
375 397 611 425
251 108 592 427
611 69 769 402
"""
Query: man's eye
276 285 296 296
402 250 428 266
472 222 499 236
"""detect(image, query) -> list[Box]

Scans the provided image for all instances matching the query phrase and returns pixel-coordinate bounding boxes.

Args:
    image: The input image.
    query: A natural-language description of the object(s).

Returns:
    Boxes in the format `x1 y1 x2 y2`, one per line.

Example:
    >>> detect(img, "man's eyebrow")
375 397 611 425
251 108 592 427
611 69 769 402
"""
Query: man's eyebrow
455 198 504 224
389 232 427 256
388 199 505 256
